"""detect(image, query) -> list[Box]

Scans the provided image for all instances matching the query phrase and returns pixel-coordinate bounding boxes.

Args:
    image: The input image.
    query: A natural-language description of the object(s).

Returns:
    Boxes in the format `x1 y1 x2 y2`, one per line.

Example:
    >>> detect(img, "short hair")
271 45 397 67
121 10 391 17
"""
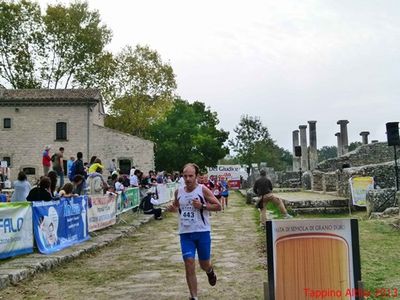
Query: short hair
39 176 51 189
183 163 200 175
61 183 74 194
59 147 64 151
77 152 83 159
73 174 84 183
260 169 266 176
17 171 27 181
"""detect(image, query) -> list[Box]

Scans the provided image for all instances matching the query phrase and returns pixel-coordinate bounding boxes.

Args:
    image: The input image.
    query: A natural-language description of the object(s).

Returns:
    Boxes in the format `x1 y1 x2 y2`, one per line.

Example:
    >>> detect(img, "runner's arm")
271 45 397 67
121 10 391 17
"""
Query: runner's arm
165 189 179 212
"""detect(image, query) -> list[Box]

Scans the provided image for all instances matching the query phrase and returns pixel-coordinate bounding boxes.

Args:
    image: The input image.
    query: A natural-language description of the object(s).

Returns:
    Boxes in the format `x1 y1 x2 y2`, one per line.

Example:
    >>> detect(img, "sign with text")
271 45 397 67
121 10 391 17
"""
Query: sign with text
88 193 116 232
116 188 140 215
207 165 243 189
266 219 361 300
349 177 374 206
0 202 33 259
32 197 90 254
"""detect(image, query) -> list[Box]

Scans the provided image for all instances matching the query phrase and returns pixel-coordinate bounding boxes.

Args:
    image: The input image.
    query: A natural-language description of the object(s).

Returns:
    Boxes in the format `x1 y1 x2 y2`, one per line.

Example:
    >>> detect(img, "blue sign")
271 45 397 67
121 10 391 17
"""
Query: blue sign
32 196 90 254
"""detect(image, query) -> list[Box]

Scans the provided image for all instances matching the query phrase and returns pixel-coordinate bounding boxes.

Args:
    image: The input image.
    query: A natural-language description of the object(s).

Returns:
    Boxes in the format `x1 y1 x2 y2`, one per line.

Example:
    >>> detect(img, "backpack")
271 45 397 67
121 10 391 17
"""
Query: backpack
68 161 77 181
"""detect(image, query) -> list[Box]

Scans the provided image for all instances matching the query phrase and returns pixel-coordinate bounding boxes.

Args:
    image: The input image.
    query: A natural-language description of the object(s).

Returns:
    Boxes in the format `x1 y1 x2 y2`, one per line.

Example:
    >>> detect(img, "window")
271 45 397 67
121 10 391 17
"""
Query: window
56 122 67 140
118 159 131 175
3 118 11 129
22 167 36 175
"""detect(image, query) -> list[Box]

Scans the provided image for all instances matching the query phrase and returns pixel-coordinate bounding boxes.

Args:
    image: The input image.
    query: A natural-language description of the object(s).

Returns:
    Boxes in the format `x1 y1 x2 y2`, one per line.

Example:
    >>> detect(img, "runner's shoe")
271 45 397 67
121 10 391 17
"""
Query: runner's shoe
206 268 217 286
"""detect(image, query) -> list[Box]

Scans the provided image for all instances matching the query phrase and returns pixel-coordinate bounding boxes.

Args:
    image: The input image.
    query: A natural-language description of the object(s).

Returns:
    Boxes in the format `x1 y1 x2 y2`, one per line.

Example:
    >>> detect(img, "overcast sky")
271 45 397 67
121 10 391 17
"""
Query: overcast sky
39 0 400 151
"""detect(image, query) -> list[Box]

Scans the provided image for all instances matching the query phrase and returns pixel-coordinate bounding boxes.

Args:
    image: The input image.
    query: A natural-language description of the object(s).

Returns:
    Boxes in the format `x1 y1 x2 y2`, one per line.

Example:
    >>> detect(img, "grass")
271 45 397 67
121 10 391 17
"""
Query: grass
249 195 400 298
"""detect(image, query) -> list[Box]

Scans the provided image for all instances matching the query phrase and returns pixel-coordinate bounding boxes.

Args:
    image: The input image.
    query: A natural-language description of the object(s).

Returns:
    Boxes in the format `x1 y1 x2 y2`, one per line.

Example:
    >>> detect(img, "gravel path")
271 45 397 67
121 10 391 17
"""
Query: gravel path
2 191 265 300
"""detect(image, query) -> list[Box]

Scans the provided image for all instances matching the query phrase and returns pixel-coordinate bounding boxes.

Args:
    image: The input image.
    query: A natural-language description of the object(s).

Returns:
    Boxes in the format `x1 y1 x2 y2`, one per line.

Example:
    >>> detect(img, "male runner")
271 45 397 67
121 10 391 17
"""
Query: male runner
167 163 221 300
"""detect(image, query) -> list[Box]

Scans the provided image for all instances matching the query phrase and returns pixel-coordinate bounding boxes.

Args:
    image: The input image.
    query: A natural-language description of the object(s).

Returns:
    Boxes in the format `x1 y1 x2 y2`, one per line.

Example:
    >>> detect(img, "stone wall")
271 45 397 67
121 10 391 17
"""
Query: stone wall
277 171 301 188
317 142 400 172
323 172 337 192
366 188 398 215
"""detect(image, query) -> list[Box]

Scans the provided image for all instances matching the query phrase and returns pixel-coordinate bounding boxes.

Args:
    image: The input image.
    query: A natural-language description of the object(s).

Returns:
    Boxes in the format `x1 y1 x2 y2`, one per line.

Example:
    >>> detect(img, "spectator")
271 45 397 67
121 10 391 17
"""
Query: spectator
130 169 140 187
87 167 106 195
108 159 117 175
0 187 7 202
59 183 76 198
74 152 86 178
72 175 86 196
11 171 31 202
141 189 162 220
27 176 53 201
129 165 136 178
47 170 58 197
115 176 125 192
108 173 118 193
88 158 104 174
42 145 51 175
89 156 97 167
51 147 65 188
67 156 75 180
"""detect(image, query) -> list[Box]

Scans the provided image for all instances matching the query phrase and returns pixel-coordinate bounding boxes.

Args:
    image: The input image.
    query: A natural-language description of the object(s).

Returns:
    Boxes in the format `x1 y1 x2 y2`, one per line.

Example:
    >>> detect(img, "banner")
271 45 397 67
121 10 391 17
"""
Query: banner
156 183 177 204
116 188 140 214
0 202 33 259
266 219 361 300
349 176 374 206
32 197 89 254
207 165 245 189
88 193 116 232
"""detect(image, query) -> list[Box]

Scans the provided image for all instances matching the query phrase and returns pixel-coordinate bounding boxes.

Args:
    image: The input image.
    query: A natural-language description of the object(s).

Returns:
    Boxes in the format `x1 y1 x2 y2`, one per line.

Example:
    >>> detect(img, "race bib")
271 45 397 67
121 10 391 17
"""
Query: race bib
180 204 197 226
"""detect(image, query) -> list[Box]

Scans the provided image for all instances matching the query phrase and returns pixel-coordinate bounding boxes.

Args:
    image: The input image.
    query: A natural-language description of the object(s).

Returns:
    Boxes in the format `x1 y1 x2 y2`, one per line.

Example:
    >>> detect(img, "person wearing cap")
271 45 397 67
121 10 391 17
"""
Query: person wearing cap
141 188 162 220
42 145 51 175
253 169 293 228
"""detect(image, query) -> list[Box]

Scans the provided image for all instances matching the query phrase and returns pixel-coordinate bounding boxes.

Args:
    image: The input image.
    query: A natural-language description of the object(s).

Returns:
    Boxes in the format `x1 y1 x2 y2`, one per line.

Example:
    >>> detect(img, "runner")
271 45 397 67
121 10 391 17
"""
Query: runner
219 176 229 210
167 163 222 300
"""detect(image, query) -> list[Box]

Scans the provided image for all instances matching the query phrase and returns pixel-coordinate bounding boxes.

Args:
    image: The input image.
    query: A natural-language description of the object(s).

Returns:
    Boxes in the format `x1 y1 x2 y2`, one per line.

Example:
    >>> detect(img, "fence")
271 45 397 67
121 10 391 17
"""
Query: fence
0 183 177 260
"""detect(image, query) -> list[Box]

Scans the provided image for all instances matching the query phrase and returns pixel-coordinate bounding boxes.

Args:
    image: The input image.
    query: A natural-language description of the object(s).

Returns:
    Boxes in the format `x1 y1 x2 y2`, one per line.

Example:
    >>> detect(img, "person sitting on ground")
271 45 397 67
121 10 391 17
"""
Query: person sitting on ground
253 169 292 228
59 183 76 198
11 171 31 202
141 189 163 220
27 176 53 201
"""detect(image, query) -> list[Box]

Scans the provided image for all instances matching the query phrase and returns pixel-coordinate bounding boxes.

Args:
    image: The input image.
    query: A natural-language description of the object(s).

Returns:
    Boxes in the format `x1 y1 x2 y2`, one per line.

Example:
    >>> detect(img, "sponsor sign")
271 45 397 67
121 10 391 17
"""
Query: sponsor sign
32 197 90 254
0 202 33 259
349 177 374 206
88 193 116 232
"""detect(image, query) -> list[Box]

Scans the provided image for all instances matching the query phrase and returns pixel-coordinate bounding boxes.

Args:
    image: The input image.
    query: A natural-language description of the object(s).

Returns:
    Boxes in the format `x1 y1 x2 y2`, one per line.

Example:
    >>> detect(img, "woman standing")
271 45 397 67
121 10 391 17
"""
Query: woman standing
11 171 31 202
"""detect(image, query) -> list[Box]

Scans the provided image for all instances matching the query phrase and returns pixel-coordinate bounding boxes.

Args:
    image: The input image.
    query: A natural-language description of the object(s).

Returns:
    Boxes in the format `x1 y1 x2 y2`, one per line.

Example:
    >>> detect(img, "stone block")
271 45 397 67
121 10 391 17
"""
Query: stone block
366 188 397 215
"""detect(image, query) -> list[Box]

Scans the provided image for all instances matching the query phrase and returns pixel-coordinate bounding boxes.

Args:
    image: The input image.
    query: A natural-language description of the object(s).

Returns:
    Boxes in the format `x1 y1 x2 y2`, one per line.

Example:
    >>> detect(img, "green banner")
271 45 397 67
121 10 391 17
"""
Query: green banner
116 187 140 215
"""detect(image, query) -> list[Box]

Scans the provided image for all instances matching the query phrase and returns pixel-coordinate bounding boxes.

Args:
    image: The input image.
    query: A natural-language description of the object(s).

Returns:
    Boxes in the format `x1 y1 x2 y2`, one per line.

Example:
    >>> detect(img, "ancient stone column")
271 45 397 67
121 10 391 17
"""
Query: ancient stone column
335 132 342 157
308 120 318 170
360 131 370 144
292 130 301 171
337 120 349 154
299 125 308 170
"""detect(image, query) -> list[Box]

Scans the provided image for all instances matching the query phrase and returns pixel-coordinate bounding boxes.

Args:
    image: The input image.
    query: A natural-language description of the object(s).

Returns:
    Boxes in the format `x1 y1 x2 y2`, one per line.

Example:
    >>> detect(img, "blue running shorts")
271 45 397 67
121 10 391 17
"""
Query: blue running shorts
180 231 211 260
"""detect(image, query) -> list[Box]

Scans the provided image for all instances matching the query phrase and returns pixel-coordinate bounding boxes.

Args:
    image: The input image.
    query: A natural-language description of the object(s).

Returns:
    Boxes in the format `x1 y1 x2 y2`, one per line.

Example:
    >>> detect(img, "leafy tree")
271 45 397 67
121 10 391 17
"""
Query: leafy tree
318 145 337 162
0 0 112 89
228 115 291 171
105 45 177 138
349 141 362 151
0 0 42 88
149 99 229 171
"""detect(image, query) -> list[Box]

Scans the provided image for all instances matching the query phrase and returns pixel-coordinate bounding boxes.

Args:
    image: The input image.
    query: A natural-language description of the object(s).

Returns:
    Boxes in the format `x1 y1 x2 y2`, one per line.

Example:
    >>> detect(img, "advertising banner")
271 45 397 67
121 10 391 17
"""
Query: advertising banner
0 202 33 259
156 183 177 204
207 165 243 189
349 177 374 206
116 188 140 215
32 197 90 254
266 219 361 300
88 193 116 232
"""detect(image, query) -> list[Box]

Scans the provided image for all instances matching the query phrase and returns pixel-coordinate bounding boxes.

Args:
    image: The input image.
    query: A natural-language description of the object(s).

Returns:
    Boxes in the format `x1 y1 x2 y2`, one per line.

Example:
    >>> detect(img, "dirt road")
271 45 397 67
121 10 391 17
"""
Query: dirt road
2 191 265 300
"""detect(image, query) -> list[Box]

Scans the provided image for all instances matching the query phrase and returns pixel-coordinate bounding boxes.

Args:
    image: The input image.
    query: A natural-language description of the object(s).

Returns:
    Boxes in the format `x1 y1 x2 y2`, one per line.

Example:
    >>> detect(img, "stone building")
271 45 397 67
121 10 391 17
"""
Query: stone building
0 89 154 182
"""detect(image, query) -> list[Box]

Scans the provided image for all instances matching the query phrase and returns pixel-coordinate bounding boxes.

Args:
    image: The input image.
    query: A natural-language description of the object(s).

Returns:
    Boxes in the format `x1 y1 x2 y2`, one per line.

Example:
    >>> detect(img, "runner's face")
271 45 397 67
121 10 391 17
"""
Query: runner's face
183 166 197 188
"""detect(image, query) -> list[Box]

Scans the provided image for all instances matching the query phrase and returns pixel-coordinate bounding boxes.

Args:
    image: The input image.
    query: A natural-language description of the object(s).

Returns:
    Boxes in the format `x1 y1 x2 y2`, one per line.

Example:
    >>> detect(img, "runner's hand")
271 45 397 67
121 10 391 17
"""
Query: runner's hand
192 199 202 209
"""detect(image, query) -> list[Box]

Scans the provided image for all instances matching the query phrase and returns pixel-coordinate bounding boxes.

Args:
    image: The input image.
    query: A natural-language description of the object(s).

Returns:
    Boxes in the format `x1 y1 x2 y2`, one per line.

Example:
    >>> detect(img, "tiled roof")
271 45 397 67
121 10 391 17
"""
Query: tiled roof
0 89 102 106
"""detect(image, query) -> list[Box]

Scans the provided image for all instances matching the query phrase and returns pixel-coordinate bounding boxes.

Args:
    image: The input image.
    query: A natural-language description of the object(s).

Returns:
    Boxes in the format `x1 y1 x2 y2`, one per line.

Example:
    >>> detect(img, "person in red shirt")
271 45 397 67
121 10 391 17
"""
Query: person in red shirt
42 145 51 176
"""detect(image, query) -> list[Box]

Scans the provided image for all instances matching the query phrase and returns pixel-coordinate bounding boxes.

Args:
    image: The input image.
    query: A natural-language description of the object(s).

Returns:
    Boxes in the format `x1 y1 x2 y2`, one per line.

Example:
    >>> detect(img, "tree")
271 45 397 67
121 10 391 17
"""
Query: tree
149 99 229 171
349 141 362 151
318 146 337 162
228 115 291 170
105 45 177 138
0 0 42 88
0 0 112 89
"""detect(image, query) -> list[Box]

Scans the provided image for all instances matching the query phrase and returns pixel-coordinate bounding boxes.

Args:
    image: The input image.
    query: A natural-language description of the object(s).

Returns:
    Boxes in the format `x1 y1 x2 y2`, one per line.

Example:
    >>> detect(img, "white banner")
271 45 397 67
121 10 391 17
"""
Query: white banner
156 183 177 204
349 176 374 206
0 202 33 259
88 194 117 232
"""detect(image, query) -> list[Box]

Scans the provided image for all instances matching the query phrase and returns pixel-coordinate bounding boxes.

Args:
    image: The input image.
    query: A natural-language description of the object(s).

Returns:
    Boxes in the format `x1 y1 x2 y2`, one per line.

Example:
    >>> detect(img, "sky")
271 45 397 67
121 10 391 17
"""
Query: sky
38 0 400 152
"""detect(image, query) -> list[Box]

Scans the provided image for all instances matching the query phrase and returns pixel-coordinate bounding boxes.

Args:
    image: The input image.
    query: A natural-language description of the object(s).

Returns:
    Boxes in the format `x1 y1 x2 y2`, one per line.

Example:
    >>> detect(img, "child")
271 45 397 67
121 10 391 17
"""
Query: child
59 183 76 198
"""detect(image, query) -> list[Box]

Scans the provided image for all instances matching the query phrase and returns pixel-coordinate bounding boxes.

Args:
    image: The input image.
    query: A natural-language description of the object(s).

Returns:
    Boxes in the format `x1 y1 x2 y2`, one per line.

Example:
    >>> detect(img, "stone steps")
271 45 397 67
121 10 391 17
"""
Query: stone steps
290 206 350 215
283 199 349 208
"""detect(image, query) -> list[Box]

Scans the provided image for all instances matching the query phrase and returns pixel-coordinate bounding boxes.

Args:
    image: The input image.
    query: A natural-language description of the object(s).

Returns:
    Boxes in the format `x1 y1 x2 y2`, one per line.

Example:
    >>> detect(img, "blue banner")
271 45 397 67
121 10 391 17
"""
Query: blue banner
32 196 90 254
0 202 33 259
